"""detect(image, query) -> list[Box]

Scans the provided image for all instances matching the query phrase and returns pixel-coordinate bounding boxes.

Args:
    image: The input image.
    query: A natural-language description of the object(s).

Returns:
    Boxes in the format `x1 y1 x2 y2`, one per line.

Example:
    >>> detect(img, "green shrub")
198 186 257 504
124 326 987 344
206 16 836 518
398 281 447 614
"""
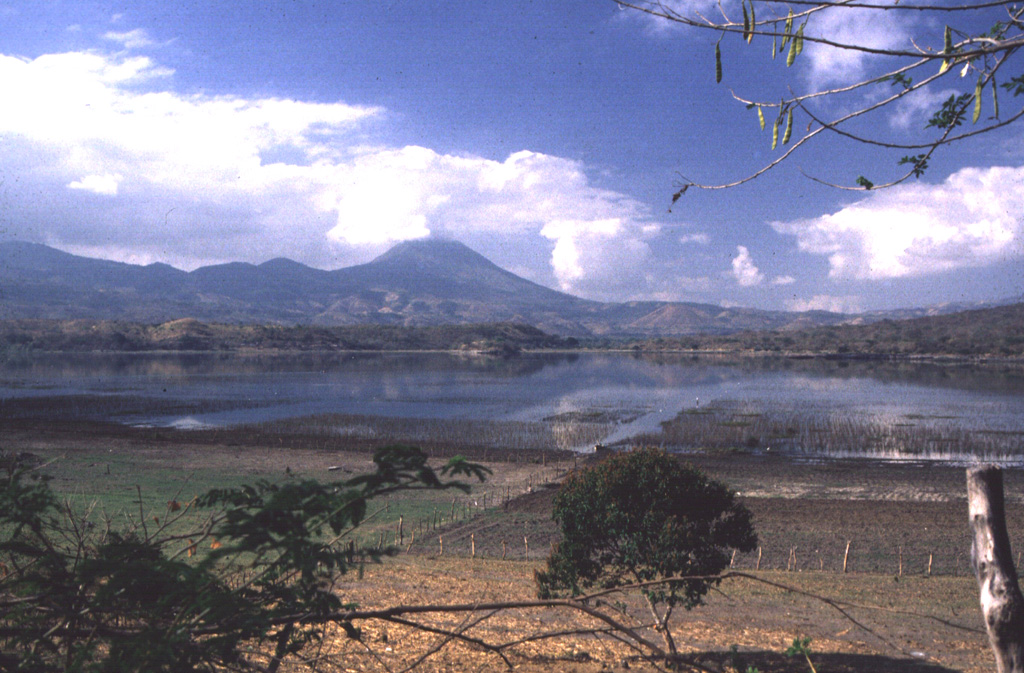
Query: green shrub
536 447 756 654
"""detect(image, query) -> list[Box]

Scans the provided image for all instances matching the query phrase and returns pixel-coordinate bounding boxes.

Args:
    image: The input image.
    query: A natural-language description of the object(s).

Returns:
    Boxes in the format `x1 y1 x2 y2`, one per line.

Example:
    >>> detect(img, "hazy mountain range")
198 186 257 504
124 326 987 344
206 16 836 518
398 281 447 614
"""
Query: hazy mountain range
0 240 1008 337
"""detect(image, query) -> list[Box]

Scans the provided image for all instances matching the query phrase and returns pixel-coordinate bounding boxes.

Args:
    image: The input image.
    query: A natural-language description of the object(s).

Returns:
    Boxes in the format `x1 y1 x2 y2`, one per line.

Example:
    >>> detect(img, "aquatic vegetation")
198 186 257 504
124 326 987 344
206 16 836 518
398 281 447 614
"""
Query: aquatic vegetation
632 401 1024 462
253 413 615 452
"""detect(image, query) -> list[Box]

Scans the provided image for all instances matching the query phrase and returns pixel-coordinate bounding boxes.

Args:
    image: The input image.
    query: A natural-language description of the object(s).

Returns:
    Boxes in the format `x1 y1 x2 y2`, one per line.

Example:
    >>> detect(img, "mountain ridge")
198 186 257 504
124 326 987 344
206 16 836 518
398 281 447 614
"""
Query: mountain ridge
0 239 1003 337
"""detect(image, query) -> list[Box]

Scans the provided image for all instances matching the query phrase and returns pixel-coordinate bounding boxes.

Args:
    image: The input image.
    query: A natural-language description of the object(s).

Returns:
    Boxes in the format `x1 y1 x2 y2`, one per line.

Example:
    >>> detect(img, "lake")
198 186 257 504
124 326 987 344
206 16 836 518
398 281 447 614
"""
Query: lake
2 352 1023 462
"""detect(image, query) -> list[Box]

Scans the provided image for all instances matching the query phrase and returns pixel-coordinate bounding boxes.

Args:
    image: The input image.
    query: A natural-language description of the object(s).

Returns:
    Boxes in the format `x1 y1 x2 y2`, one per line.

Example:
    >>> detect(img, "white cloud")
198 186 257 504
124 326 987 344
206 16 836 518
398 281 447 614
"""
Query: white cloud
771 275 796 286
323 147 662 295
103 29 156 50
772 165 1024 280
889 87 957 130
803 7 911 88
679 232 710 245
68 173 123 196
785 294 862 313
0 47 669 298
731 246 764 287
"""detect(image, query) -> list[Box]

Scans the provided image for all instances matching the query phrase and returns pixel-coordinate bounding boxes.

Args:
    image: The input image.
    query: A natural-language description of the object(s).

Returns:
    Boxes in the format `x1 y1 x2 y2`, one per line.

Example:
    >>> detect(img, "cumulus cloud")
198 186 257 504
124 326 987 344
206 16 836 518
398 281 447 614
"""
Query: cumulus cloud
771 275 796 286
785 294 862 313
803 7 911 88
772 166 1024 280
321 147 661 295
103 29 156 49
610 1 705 36
679 232 710 245
68 173 123 195
731 246 764 287
889 87 958 131
0 46 667 298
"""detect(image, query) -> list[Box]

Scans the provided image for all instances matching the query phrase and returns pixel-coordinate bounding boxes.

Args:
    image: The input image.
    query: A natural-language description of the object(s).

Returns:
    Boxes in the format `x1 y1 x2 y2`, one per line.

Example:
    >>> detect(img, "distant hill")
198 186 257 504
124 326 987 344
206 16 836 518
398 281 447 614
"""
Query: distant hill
0 319 568 354
633 302 1024 358
0 239 1001 337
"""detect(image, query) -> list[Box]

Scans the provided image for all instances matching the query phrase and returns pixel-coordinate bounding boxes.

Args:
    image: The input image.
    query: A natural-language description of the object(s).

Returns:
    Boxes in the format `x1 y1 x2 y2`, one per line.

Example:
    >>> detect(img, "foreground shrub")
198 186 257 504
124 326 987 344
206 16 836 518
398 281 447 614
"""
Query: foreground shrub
536 447 756 654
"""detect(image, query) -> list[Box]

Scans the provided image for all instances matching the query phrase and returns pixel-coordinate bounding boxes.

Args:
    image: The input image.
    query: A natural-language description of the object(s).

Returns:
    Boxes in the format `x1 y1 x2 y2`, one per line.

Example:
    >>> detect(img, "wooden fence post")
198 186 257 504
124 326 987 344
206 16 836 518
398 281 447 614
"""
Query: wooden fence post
967 465 1024 673
471 533 476 558
756 546 762 571
439 535 443 556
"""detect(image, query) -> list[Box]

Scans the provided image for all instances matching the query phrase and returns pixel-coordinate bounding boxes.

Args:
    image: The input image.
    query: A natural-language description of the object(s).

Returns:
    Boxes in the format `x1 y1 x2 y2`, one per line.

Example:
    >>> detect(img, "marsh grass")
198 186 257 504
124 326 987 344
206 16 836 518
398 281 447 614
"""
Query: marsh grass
253 413 615 452
633 401 1024 460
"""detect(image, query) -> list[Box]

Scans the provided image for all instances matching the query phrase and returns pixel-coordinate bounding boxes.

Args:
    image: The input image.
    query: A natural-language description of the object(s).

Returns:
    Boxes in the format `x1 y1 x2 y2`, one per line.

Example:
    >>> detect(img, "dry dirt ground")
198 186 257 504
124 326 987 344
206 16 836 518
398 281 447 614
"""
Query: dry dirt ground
1 419 1015 672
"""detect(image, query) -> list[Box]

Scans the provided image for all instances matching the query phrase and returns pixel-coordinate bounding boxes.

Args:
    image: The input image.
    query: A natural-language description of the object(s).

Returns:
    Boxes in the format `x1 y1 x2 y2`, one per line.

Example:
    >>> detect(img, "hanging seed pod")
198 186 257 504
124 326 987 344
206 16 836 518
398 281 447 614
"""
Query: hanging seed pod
747 1 755 43
973 75 983 123
715 42 723 83
939 26 953 74
781 10 793 52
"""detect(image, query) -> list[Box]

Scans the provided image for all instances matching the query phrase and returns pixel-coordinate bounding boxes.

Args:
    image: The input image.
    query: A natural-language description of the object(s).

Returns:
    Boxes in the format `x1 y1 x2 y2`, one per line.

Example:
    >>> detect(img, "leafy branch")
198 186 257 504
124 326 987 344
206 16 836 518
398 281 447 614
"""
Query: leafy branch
618 0 1024 196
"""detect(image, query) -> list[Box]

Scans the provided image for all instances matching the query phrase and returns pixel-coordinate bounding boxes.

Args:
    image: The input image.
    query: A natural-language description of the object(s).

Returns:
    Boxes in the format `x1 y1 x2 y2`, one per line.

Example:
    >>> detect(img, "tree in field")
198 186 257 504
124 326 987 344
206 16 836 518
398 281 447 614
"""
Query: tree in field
616 0 1024 196
0 445 489 673
535 447 756 656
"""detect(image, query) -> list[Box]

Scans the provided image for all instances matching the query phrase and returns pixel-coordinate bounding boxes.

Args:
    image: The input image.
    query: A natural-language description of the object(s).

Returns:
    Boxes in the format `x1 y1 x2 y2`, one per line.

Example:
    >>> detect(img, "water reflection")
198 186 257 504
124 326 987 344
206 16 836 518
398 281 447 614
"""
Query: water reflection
1 352 1022 459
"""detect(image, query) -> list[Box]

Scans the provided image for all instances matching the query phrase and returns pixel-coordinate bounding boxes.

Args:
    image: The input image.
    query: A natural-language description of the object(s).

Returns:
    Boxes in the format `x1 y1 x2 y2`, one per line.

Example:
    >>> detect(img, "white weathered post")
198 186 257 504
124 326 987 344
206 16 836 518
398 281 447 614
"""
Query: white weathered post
967 465 1024 673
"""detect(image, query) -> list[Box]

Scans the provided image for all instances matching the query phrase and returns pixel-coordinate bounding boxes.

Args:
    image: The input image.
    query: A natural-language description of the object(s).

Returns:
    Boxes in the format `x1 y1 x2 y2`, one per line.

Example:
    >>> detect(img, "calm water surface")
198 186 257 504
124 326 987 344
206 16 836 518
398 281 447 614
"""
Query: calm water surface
2 352 1023 460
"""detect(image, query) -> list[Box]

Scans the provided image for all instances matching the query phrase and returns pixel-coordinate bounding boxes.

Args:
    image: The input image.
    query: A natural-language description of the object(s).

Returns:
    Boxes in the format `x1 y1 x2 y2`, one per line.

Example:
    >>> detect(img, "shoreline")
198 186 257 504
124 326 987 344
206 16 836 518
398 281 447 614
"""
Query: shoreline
4 346 1023 365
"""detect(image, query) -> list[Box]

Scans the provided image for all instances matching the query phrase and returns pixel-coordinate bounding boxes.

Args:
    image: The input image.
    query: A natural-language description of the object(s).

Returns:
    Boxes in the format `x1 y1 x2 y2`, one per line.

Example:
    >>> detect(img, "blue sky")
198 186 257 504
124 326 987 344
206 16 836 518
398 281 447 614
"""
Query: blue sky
0 0 1021 313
